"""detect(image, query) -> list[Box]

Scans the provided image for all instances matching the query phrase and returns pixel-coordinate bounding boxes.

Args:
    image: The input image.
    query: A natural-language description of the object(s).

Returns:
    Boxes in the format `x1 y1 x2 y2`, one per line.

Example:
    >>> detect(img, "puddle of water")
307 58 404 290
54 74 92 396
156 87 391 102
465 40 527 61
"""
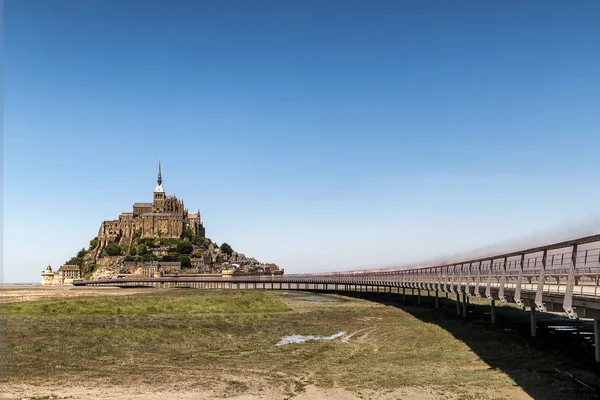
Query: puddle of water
546 325 578 331
341 332 356 343
276 331 357 346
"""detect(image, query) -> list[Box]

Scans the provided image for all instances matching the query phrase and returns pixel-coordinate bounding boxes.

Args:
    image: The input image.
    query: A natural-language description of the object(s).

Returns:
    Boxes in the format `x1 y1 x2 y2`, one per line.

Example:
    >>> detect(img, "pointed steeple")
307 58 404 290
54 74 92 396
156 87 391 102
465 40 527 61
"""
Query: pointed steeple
157 159 162 186
154 159 165 193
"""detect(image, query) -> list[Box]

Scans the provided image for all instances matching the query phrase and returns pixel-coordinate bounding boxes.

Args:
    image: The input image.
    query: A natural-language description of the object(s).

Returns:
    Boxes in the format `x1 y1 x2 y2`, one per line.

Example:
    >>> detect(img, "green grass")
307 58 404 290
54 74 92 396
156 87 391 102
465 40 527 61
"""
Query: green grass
2 289 599 399
0 289 290 315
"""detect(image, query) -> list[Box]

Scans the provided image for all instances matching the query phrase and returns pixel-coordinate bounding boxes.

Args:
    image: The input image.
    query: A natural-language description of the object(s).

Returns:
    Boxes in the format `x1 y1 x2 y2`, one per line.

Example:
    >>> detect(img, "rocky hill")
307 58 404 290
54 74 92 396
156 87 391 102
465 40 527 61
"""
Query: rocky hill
66 231 281 280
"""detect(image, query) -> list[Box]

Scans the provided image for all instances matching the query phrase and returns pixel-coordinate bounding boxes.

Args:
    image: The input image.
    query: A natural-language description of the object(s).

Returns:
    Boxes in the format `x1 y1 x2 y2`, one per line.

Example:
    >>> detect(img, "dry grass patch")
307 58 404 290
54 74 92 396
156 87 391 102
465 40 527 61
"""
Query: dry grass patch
2 288 597 399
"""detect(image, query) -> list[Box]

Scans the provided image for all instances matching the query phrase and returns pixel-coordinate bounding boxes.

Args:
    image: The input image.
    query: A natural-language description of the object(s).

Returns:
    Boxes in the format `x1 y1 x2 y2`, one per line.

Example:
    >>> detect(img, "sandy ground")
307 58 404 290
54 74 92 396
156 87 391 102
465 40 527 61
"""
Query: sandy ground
0 285 152 304
0 286 534 400
0 383 530 400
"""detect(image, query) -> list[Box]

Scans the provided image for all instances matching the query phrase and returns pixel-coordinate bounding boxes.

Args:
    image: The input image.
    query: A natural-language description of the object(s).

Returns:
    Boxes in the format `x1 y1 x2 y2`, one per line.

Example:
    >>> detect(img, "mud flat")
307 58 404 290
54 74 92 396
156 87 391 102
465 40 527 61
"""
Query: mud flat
2 288 599 399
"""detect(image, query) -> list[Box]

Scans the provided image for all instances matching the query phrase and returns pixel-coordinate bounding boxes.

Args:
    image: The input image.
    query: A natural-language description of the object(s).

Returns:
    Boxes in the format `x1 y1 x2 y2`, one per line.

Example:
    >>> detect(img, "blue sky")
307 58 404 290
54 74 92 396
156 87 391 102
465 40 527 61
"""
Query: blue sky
3 0 600 282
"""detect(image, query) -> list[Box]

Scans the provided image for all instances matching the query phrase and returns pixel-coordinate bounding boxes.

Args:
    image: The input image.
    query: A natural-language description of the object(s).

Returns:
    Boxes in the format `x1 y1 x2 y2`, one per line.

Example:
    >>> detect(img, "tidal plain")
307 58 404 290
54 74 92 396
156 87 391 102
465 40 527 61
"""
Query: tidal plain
2 286 599 399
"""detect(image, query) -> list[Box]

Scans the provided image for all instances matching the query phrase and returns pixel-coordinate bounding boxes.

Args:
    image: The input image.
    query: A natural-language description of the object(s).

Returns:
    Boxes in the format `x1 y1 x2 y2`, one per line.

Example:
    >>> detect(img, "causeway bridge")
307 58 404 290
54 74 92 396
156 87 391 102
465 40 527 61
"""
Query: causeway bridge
75 233 600 361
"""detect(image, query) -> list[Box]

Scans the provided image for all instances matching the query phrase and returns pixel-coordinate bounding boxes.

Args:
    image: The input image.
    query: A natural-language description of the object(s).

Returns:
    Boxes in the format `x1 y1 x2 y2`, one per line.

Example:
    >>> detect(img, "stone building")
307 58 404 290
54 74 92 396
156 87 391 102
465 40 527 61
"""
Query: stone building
96 162 205 256
140 261 182 277
41 265 55 285
152 247 170 257
41 264 82 285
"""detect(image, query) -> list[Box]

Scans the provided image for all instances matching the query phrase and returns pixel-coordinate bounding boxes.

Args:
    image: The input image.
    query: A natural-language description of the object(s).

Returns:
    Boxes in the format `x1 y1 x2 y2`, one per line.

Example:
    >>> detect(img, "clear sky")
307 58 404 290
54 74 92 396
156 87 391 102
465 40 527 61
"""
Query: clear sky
3 0 600 283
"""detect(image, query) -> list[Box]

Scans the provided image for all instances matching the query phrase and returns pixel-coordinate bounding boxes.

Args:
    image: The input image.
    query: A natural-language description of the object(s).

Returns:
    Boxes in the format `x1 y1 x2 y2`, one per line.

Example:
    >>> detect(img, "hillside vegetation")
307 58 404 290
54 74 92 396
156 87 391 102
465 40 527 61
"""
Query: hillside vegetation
64 230 232 279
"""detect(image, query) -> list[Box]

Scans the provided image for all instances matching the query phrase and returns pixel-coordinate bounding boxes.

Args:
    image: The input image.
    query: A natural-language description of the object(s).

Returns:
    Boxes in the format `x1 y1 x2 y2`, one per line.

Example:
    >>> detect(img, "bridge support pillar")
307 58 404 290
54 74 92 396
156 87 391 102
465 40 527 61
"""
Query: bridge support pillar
402 287 406 302
417 289 421 304
490 299 496 324
435 290 439 309
595 319 600 362
462 293 468 317
456 293 461 316
530 307 537 337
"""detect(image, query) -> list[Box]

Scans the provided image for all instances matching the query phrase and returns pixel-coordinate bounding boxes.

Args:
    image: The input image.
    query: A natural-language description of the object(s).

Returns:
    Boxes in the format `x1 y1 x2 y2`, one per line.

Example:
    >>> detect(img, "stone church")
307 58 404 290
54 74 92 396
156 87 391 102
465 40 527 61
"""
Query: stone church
96 162 205 253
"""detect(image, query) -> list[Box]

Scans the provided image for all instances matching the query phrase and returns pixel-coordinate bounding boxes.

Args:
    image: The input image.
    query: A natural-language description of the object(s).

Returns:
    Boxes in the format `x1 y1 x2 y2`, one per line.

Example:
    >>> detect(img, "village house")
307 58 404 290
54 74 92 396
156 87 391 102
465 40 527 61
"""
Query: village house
140 261 182 277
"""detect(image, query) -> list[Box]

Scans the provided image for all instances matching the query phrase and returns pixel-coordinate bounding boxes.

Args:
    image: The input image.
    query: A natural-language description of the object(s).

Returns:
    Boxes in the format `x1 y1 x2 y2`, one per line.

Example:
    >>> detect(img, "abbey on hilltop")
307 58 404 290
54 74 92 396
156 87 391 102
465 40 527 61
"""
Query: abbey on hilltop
95 161 205 256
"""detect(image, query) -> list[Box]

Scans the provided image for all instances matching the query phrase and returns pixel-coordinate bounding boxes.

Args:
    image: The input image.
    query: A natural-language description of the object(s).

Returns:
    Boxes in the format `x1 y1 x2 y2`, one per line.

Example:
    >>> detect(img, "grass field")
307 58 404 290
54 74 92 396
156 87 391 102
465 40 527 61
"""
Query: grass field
2 287 600 399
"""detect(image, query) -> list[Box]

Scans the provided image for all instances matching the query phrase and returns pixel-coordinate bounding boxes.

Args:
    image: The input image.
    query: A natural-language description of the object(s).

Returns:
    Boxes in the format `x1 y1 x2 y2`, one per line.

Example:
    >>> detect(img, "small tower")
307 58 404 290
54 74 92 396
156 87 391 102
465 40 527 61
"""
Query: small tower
41 264 55 286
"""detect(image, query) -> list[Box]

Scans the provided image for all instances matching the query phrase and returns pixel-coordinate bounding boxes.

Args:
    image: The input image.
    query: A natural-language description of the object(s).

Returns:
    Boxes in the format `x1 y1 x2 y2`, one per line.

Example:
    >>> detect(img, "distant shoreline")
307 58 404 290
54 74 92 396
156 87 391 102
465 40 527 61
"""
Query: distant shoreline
1 283 42 287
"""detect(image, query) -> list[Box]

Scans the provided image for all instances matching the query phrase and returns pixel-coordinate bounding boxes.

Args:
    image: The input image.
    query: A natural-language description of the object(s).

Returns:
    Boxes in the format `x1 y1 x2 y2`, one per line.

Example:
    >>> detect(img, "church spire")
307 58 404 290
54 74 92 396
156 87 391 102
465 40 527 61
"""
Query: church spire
154 159 165 194
157 159 162 186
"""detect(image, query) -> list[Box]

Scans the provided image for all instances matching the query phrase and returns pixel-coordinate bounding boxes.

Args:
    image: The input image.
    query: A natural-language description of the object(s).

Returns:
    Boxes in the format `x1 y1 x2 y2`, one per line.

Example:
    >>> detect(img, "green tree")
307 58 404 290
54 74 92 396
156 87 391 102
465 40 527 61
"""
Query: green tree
138 238 156 248
176 241 194 255
65 256 83 267
124 255 135 262
181 227 194 239
105 242 122 257
220 243 233 256
141 253 157 262
179 255 191 269
130 246 138 256
162 254 177 262
138 245 149 256
89 237 99 250
77 247 87 258
83 263 99 280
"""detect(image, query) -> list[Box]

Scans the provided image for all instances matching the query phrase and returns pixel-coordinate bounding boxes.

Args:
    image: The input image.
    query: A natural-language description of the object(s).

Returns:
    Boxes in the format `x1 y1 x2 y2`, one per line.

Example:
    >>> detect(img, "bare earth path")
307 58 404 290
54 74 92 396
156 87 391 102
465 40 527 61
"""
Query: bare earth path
1 286 596 399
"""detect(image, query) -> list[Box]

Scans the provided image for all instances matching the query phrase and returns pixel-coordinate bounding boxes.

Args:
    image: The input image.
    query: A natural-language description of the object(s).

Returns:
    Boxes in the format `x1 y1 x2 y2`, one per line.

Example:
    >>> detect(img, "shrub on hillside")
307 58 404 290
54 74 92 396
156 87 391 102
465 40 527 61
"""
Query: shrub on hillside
137 238 156 248
162 254 177 262
181 228 194 240
176 241 194 255
104 243 122 257
65 256 84 267
179 255 191 269
141 253 157 262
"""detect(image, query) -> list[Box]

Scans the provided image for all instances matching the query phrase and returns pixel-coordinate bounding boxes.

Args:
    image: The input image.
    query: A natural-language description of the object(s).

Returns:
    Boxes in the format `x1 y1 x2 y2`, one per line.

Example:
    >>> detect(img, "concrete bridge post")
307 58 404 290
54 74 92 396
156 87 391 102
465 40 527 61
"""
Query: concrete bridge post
402 287 406 302
435 290 439 309
456 293 461 316
490 299 496 324
530 307 537 337
462 293 468 317
417 288 421 305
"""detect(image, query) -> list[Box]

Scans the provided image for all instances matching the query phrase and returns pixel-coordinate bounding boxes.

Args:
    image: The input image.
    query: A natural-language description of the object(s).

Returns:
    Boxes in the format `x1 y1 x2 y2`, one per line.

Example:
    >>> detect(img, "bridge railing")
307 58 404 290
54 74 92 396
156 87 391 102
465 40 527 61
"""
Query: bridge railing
279 234 600 306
